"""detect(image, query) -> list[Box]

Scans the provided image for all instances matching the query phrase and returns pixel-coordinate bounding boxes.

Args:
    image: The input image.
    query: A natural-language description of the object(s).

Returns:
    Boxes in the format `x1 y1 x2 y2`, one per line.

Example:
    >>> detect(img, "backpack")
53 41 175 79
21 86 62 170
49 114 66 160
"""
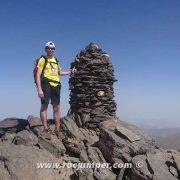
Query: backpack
33 55 60 85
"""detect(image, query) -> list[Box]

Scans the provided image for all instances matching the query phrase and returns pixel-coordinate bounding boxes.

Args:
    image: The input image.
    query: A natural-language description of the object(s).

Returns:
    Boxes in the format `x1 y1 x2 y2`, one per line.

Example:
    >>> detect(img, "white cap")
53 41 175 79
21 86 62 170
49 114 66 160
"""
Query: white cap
45 41 55 48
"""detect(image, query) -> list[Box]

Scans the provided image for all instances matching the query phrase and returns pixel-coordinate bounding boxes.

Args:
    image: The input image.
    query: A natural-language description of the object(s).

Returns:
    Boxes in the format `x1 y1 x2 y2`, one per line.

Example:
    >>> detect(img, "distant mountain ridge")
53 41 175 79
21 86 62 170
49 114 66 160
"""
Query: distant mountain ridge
142 127 180 137
142 127 180 150
155 133 180 150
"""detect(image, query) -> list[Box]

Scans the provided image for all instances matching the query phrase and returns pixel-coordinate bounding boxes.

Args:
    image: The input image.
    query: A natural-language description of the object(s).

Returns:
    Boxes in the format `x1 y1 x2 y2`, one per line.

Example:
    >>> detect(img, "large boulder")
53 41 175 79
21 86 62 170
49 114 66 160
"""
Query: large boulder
0 118 28 136
0 142 63 180
130 150 179 180
13 130 38 147
98 118 157 164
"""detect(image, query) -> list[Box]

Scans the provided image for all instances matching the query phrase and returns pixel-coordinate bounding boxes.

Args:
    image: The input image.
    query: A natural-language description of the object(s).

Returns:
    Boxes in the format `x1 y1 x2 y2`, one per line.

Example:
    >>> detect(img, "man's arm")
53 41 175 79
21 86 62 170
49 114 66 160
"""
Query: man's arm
59 67 77 76
60 70 71 76
36 68 44 98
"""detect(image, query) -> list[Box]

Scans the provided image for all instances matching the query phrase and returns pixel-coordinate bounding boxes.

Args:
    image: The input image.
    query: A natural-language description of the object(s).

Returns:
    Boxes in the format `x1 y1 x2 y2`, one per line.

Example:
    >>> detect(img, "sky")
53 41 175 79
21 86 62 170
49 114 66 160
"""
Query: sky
0 0 180 128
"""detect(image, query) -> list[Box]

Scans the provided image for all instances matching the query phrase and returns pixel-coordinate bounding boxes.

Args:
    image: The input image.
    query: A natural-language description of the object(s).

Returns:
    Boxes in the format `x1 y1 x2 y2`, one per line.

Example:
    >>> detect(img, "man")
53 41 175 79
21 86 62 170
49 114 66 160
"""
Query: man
36 41 75 140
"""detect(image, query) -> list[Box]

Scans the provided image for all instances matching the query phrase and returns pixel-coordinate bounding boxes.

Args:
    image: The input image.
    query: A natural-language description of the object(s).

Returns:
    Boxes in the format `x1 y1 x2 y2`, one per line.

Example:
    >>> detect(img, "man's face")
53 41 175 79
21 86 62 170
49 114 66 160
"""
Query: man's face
45 47 55 56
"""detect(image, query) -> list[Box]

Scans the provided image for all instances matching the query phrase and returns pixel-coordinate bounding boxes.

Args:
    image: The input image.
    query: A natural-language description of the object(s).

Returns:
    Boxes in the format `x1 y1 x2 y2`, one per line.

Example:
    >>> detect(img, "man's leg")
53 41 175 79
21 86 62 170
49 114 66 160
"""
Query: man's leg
51 85 61 139
39 103 51 140
40 104 49 130
53 104 61 131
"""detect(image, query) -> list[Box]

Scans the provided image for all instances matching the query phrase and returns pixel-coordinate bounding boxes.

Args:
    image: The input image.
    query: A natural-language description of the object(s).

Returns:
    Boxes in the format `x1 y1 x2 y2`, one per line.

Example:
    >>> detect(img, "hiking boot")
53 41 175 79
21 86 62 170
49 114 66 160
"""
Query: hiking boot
54 130 61 139
42 128 52 140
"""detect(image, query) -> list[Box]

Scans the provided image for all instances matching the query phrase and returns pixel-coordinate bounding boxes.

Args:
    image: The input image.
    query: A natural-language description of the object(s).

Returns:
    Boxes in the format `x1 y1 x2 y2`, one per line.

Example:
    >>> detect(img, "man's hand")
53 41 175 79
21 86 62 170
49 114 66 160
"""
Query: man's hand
60 67 77 76
38 89 44 99
71 67 77 74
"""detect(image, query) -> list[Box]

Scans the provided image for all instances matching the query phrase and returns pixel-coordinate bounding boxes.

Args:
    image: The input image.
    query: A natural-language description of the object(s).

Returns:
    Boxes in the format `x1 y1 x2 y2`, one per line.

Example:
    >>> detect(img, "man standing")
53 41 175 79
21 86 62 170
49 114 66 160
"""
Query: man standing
36 41 73 140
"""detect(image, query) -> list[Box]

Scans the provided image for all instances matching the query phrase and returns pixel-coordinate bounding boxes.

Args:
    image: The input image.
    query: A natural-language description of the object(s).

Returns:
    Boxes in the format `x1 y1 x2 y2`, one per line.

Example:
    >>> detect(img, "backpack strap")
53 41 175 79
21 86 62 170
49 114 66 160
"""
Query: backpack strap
46 57 59 71
40 56 59 73
41 55 48 76
43 77 61 85
55 57 61 72
55 57 59 63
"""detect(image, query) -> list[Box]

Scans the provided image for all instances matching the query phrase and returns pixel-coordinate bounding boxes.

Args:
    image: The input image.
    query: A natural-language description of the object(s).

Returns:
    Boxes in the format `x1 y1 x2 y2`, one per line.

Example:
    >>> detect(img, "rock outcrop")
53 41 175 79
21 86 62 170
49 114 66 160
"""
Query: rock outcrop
0 43 180 180
1 116 180 180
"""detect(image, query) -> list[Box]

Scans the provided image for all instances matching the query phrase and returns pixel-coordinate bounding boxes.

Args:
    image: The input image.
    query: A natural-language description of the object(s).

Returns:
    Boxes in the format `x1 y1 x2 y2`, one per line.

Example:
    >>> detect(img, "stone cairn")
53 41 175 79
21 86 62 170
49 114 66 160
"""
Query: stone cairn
68 43 117 129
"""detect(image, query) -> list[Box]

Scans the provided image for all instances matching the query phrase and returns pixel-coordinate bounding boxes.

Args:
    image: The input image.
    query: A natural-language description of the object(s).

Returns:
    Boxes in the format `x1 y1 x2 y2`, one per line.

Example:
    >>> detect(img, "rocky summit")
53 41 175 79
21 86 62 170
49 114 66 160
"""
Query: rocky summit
0 44 180 180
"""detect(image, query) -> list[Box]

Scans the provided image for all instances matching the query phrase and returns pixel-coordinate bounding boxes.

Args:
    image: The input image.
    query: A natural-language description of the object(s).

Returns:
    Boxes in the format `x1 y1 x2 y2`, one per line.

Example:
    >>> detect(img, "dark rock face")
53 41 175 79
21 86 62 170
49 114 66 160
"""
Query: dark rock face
1 44 180 179
69 43 117 129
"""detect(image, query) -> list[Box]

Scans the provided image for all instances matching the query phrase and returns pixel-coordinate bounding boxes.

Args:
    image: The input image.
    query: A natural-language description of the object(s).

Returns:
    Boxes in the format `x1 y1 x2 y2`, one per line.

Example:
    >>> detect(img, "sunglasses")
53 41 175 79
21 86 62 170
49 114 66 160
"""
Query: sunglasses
46 47 55 50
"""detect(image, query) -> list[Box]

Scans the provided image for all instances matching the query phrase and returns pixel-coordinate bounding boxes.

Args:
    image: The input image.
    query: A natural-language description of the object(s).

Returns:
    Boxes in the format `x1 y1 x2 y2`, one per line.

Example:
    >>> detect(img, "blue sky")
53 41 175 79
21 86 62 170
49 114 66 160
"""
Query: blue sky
0 0 180 128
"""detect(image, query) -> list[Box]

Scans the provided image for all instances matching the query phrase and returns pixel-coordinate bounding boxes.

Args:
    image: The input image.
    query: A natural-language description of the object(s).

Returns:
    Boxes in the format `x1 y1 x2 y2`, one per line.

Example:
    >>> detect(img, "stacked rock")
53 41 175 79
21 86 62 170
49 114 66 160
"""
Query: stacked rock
68 43 117 129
